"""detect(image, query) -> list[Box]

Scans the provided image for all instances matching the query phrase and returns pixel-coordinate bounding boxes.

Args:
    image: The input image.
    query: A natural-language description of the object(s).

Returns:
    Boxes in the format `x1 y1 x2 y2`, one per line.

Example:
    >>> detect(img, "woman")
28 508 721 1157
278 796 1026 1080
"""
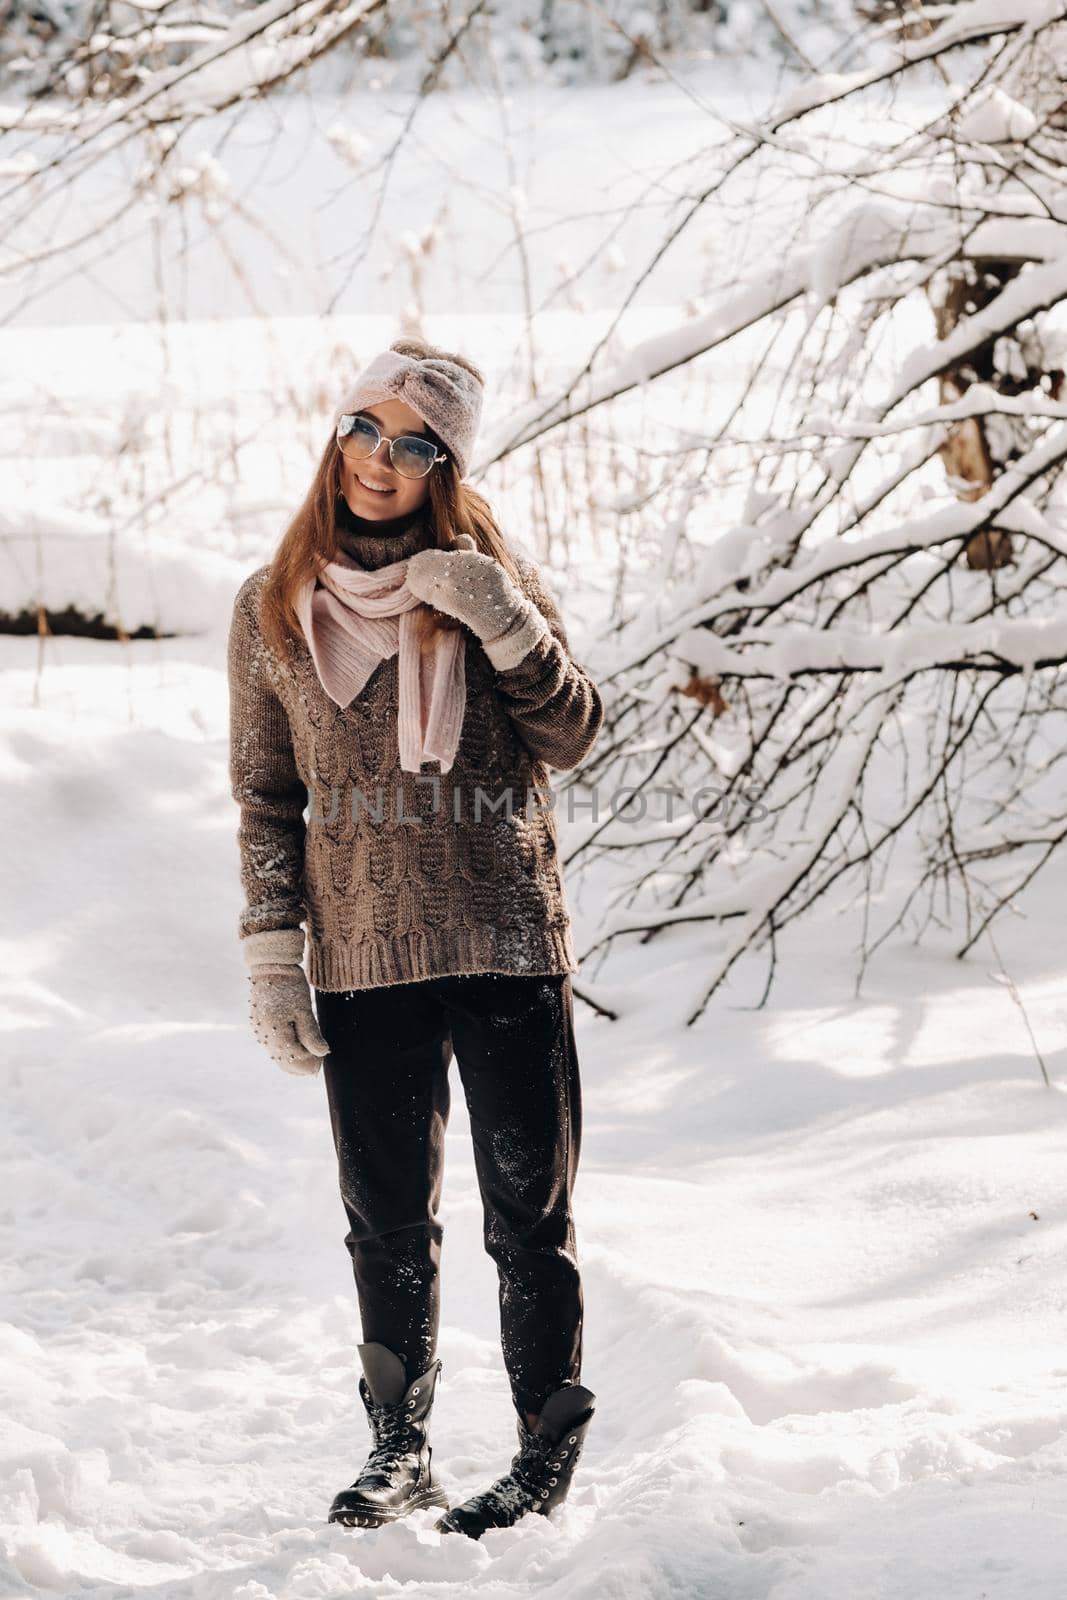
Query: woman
227 337 604 1541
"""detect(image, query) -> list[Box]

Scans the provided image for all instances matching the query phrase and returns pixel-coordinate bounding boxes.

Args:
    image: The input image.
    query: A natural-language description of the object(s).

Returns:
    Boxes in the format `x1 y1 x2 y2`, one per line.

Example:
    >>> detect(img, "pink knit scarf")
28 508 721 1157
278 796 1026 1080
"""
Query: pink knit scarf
294 554 467 774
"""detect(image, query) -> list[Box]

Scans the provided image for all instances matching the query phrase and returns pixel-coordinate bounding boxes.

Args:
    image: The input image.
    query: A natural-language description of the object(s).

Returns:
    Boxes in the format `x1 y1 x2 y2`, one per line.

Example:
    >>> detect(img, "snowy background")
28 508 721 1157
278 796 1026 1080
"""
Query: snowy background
3 28 1067 1600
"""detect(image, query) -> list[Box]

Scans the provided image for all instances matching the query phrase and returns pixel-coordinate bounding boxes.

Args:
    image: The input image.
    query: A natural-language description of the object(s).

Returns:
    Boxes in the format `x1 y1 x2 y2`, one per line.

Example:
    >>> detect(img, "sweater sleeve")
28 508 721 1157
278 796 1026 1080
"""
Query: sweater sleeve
487 556 605 772
227 583 309 940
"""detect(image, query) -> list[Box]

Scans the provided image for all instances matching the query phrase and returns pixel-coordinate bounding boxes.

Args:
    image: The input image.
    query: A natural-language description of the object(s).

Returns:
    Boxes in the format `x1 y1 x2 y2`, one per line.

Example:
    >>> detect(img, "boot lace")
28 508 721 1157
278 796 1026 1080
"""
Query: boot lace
359 1401 417 1479
507 1431 559 1506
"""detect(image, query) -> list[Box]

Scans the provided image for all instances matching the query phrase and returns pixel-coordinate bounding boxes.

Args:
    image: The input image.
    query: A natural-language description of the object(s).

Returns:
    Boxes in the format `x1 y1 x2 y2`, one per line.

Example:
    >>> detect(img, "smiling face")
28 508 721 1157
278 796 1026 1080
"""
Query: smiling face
337 398 436 522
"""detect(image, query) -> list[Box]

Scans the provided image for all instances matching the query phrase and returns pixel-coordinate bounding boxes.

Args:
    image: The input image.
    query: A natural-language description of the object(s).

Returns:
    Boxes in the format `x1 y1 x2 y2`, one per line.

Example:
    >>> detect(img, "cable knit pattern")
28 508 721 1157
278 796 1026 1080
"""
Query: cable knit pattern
227 525 605 991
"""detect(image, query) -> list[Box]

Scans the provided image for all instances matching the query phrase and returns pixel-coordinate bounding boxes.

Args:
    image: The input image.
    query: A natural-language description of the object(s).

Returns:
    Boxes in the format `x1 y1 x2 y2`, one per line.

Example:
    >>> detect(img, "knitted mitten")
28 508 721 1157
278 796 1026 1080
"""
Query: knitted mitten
242 927 331 1077
404 537 551 671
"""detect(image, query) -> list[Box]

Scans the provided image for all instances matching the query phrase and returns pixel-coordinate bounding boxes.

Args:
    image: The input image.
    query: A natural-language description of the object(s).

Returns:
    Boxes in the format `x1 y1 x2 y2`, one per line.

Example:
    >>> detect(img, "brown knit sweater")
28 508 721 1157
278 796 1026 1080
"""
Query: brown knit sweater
227 514 604 991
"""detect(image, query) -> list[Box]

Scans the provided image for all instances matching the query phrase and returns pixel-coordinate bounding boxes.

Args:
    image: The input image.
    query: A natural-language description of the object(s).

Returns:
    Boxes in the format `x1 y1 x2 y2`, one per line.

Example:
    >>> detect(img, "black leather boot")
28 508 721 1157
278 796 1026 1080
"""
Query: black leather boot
328 1343 449 1527
435 1380 595 1539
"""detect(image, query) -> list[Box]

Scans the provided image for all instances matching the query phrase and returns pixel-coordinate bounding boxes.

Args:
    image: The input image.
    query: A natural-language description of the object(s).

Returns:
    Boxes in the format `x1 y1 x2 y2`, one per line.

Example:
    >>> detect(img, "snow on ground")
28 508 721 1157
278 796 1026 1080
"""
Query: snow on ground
1 600 1066 1600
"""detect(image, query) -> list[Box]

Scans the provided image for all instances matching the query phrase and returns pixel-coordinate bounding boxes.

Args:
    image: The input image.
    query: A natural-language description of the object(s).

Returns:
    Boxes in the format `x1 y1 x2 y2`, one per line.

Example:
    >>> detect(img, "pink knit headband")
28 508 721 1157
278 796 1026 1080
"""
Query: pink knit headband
335 349 485 479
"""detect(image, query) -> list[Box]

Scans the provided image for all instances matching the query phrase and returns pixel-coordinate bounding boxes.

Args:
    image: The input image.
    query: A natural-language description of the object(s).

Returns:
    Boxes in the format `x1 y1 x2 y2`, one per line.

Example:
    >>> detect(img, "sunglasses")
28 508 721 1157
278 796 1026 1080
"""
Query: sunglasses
336 412 448 480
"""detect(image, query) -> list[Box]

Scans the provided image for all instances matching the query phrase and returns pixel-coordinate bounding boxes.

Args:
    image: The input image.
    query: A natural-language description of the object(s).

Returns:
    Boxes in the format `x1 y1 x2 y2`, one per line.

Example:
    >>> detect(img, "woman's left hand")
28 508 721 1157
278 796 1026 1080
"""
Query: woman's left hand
405 538 531 644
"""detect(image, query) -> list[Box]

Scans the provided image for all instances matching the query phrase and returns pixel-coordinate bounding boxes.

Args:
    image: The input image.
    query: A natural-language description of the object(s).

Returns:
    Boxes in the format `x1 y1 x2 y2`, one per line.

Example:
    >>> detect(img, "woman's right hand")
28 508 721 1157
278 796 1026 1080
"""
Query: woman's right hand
242 928 330 1077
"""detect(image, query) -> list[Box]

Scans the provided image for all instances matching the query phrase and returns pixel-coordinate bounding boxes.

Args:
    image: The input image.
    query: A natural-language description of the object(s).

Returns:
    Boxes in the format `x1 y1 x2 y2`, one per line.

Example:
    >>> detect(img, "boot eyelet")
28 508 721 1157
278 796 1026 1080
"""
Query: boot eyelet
411 1386 420 1394
549 1476 558 1484
568 1435 577 1444
550 1460 561 1469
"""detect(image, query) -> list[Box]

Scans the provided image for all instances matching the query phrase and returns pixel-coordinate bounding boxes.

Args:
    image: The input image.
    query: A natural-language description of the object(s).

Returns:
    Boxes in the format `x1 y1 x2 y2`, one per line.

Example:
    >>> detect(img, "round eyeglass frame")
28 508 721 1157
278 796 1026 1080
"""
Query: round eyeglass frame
336 412 449 480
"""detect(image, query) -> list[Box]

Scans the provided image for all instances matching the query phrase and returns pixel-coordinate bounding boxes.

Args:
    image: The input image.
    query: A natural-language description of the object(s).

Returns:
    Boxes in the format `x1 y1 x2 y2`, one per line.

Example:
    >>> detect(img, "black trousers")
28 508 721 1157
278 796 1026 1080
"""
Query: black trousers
314 970 584 1419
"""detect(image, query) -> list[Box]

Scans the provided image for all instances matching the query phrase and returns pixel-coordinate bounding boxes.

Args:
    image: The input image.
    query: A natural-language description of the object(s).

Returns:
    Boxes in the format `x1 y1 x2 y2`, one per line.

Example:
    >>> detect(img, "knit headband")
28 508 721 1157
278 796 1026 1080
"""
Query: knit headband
335 348 485 479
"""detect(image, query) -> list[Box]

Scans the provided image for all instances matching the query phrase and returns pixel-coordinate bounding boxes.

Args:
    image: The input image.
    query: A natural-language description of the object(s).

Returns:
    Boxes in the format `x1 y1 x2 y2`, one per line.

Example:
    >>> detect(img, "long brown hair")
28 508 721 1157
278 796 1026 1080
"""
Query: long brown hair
258 336 522 664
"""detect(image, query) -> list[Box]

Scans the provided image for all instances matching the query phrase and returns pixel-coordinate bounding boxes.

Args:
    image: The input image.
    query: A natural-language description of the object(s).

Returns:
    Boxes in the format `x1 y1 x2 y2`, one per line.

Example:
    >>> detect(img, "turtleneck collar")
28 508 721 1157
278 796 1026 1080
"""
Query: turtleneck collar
333 492 437 572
